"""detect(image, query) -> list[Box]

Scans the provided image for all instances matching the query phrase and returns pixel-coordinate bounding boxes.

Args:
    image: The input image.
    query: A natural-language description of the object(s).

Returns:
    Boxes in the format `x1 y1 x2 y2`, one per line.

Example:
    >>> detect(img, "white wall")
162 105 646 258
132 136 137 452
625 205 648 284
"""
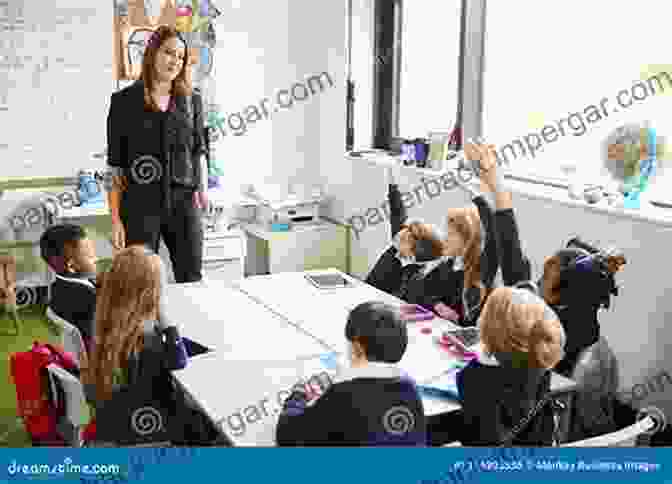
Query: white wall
219 0 346 192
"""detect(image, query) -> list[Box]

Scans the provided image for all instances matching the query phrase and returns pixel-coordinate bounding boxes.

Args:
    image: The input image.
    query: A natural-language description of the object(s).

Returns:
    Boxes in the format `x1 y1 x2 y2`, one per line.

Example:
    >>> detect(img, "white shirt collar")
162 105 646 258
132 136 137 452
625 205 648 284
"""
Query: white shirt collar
333 361 406 384
55 274 96 290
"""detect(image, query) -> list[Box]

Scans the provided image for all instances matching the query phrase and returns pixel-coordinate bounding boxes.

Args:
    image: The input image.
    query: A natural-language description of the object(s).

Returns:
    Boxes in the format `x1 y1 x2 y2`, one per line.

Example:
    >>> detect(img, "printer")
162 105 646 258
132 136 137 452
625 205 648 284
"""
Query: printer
245 184 327 230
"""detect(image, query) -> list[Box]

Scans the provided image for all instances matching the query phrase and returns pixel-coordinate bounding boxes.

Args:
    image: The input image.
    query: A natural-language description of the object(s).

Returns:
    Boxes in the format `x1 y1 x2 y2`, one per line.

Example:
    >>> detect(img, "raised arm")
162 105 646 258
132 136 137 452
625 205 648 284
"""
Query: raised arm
387 167 407 238
458 144 499 288
466 142 530 286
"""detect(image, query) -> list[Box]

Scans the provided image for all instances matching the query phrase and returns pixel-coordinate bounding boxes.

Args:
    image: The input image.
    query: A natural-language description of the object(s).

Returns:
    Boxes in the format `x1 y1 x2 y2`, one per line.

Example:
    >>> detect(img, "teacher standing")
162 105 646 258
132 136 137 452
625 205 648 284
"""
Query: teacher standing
106 26 208 283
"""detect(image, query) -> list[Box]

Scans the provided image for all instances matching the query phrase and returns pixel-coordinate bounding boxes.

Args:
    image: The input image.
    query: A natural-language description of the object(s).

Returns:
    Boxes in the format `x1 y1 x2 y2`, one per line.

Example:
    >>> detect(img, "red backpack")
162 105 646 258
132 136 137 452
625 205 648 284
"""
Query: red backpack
10 342 79 445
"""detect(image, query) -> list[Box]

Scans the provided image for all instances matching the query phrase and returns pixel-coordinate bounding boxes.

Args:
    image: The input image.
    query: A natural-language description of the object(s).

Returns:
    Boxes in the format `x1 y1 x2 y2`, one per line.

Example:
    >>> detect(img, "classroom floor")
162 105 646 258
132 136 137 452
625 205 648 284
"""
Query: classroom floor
0 304 61 447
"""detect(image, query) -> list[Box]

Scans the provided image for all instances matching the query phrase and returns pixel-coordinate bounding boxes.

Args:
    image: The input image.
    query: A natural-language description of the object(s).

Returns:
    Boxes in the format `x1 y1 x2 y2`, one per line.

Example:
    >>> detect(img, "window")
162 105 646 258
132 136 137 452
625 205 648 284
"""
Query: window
483 0 672 194
398 0 462 140
348 0 464 150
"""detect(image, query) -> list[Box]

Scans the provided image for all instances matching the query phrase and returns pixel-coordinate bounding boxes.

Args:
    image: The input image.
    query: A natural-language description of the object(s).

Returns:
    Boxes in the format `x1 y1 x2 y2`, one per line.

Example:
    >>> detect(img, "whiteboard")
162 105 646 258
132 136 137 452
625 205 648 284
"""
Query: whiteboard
0 0 115 180
482 0 672 183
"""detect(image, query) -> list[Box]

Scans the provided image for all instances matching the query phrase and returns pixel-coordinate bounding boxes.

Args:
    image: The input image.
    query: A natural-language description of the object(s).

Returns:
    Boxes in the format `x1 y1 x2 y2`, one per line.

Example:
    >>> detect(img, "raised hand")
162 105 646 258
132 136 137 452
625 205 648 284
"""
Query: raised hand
466 140 501 193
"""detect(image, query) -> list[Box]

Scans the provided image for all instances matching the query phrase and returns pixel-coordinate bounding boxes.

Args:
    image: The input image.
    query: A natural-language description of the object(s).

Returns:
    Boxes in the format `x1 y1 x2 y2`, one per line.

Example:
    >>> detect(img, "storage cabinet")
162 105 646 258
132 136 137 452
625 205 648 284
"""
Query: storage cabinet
159 227 245 284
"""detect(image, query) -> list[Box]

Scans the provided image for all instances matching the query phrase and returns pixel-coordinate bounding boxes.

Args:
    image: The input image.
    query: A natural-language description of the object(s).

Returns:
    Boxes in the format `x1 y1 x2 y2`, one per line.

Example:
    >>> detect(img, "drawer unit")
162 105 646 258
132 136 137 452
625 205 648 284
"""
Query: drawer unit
202 258 244 282
203 235 245 262
159 228 246 284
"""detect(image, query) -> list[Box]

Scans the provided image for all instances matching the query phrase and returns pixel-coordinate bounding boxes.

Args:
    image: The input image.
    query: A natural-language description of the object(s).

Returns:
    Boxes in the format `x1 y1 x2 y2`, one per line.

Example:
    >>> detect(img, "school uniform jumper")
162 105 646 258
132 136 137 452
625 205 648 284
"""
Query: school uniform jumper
84 320 189 444
276 363 426 446
106 80 206 283
455 207 555 446
365 184 498 325
48 272 97 344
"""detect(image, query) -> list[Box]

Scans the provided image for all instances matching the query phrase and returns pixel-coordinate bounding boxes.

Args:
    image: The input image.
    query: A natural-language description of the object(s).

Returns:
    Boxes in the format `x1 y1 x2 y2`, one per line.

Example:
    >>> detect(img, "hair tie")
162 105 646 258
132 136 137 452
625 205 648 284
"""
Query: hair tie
146 30 162 49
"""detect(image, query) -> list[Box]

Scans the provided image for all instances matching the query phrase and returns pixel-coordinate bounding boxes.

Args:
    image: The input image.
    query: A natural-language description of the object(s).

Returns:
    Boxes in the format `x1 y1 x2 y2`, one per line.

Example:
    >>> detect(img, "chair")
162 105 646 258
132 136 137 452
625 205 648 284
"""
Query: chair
442 441 461 447
45 307 88 369
562 415 657 446
568 336 620 440
444 416 658 447
0 254 20 335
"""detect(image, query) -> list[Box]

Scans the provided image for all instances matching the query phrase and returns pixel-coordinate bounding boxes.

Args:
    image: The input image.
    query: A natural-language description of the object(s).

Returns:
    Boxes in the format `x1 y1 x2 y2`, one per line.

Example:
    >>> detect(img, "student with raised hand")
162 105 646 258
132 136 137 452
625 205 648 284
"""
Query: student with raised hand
454 142 567 446
467 142 625 375
276 301 426 446
365 161 499 324
442 144 500 326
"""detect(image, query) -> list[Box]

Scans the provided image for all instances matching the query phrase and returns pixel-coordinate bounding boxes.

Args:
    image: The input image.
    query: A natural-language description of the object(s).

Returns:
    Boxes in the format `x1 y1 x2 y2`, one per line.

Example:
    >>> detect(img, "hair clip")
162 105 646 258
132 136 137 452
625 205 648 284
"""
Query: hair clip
145 30 162 49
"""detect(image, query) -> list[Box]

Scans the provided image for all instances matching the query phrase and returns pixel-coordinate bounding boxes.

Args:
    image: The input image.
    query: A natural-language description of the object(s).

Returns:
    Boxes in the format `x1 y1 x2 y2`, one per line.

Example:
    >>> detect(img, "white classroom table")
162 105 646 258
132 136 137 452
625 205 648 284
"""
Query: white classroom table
235 269 406 353
174 346 577 446
173 353 337 446
170 271 577 445
162 282 329 360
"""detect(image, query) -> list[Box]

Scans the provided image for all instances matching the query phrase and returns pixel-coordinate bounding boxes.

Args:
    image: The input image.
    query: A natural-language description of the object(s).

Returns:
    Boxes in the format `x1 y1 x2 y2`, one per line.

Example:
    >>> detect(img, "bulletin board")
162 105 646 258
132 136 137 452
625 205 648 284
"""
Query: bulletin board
114 0 217 89
0 0 115 180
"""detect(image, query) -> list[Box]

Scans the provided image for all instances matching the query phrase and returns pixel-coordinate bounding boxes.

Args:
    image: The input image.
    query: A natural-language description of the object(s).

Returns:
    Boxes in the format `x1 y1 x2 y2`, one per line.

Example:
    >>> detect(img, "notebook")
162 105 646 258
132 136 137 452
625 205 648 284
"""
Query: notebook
418 365 466 401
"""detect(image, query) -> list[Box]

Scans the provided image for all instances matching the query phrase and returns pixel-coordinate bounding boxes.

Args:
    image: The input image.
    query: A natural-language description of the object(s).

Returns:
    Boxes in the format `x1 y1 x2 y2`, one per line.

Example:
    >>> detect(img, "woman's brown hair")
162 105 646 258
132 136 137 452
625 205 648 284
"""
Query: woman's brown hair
141 25 192 112
445 206 485 304
85 247 162 402
479 287 565 369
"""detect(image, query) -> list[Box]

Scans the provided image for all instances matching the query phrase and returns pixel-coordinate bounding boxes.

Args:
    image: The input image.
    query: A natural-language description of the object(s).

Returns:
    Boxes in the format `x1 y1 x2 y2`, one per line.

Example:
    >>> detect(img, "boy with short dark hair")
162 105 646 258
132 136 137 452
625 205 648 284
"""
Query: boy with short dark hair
39 224 98 346
276 301 427 446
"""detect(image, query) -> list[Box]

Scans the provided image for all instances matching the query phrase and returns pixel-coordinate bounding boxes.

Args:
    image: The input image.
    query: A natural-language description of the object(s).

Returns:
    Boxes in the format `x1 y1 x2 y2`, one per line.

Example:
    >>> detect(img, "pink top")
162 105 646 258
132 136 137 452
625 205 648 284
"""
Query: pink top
157 95 171 112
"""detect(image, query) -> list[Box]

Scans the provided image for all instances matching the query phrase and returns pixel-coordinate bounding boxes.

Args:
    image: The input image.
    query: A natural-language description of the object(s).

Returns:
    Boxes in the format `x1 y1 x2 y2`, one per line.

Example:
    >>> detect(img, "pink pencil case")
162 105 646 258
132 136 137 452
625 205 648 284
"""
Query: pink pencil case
399 304 434 322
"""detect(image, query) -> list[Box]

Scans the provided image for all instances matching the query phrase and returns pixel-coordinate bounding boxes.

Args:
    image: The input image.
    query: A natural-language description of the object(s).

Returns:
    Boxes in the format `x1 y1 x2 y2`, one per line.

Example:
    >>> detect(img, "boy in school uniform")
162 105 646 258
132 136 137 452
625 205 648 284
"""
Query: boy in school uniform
39 224 98 348
276 301 426 446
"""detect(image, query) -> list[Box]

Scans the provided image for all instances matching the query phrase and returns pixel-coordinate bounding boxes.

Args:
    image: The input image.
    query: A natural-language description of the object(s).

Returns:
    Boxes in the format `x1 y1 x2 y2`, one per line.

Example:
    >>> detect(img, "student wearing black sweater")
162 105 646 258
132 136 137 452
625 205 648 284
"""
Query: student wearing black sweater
365 166 498 326
455 142 566 446
276 301 426 446
39 224 99 346
539 243 625 376
83 247 198 444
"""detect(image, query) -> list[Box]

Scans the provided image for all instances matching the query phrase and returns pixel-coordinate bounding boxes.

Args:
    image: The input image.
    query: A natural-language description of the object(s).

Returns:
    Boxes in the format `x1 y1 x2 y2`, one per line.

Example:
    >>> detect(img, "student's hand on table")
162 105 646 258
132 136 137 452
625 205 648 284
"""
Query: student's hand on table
433 302 460 321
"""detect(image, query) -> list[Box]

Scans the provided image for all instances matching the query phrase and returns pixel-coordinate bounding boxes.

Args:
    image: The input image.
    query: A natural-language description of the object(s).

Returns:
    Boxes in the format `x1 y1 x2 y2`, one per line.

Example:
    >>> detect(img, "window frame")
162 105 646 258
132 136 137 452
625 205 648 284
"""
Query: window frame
350 0 466 151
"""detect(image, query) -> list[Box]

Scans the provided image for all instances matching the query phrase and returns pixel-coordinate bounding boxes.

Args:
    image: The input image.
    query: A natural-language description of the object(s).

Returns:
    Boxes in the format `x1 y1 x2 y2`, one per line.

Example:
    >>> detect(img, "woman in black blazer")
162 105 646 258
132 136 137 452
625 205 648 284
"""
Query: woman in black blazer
105 25 208 283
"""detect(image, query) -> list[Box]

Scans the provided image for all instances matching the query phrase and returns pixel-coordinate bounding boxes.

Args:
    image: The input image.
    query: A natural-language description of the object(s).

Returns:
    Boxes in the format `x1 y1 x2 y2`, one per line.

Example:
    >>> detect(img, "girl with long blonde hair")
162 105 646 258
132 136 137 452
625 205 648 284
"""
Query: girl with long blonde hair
453 142 566 446
84 247 189 442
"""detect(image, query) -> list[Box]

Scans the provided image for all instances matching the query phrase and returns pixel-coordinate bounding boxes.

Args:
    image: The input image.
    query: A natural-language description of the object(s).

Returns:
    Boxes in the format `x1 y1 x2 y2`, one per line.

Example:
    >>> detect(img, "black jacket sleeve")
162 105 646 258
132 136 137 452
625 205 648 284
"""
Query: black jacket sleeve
191 90 206 191
276 389 340 446
106 91 126 169
158 326 188 371
389 184 407 239
472 195 499 289
494 209 532 286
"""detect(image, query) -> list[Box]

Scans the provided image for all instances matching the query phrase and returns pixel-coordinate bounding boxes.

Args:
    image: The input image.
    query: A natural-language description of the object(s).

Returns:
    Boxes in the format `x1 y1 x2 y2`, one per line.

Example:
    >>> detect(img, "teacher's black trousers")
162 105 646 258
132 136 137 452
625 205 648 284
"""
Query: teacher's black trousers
120 186 203 283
